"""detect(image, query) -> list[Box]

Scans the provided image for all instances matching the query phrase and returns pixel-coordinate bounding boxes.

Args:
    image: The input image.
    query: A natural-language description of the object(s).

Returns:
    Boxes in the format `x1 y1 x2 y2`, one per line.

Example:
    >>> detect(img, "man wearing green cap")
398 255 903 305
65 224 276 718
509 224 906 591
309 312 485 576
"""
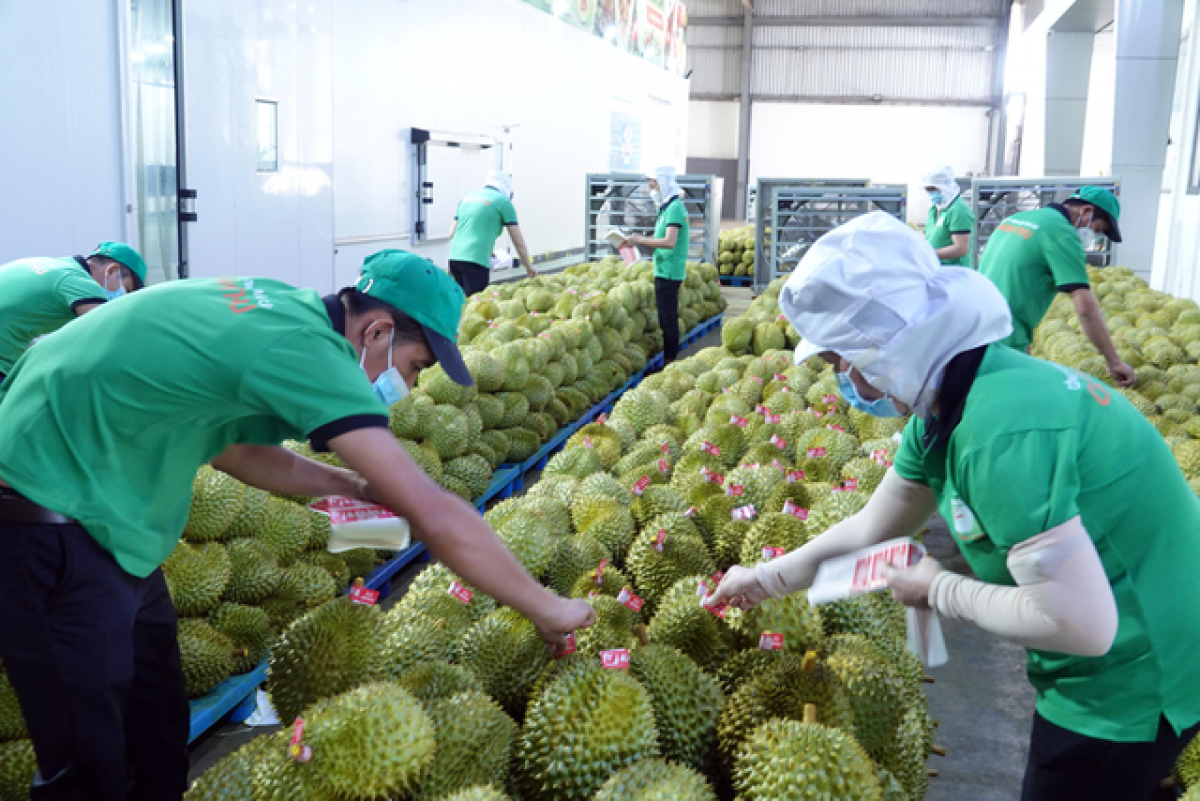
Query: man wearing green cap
0 242 147 383
979 186 1135 387
0 249 594 801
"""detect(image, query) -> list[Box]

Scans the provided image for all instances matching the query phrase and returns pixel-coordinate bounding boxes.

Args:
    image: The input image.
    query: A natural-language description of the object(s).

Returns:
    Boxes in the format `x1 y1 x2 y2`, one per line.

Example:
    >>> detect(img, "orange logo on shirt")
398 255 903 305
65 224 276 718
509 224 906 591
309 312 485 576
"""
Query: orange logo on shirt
998 221 1034 240
217 278 257 314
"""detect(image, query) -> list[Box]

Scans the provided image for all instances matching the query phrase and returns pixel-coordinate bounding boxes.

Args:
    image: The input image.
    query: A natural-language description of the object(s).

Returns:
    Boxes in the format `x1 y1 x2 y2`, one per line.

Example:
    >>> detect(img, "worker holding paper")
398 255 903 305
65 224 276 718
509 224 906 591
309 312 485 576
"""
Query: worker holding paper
704 212 1200 801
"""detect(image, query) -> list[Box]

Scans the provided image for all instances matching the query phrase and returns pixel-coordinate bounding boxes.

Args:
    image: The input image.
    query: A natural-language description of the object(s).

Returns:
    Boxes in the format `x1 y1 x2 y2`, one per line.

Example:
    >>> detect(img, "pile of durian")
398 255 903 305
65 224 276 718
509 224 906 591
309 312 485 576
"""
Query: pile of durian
1031 266 1200 493
171 307 941 801
718 227 756 277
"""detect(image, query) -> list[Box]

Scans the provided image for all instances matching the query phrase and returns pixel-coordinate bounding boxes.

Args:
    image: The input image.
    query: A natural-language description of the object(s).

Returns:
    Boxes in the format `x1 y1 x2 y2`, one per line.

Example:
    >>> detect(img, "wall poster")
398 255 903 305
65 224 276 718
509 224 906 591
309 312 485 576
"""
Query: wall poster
521 0 687 75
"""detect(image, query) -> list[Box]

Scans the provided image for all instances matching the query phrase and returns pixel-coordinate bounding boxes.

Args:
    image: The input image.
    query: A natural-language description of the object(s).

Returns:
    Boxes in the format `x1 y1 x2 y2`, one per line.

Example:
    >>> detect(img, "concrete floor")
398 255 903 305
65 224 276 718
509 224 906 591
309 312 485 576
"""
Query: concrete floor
187 287 1038 797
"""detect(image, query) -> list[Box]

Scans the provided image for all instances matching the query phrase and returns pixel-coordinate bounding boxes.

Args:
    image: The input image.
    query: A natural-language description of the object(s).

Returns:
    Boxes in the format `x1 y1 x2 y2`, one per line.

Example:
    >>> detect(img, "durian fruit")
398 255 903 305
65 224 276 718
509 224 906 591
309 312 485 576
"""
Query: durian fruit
163 542 232 617
486 499 554 578
209 603 274 674
0 740 37 801
393 570 496 639
184 731 280 801
225 486 270 540
292 682 436 801
0 665 29 743
734 716 883 801
574 595 638 657
183 466 248 543
567 424 623 470
271 564 337 611
724 590 825 654
825 634 906 760
630 642 724 774
256 497 312 564
377 609 458 680
1177 732 1200 789
515 659 660 801
627 523 715 612
738 512 809 565
266 598 383 724
646 576 736 672
544 446 605 480
445 454 494 500
713 648 786 696
632 485 690 526
580 510 638 567
456 607 551 719
878 701 937 801
396 661 483 705
297 551 350 593
178 619 236 698
593 759 717 801
416 691 517 800
342 548 379 582
440 788 512 801
569 562 631 599
547 534 609 596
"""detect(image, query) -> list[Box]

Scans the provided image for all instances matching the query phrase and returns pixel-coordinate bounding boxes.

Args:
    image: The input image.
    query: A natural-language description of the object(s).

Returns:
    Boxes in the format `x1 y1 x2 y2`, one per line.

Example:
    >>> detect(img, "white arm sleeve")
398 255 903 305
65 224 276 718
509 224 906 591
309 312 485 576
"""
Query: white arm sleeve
928 516 1118 657
755 469 939 598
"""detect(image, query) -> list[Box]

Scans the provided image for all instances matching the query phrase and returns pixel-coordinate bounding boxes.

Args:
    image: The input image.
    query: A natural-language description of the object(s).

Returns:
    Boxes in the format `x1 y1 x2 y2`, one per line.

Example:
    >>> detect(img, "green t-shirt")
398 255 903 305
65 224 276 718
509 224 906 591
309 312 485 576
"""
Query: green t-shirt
894 345 1200 742
924 196 975 267
978 206 1090 352
0 256 106 375
449 187 519 269
0 278 388 578
653 197 690 281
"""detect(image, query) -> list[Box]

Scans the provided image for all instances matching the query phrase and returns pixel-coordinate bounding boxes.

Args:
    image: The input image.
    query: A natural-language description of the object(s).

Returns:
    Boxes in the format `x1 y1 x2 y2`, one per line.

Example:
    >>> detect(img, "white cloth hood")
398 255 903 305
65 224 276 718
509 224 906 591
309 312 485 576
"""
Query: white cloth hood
922 164 960 210
485 171 514 200
780 212 1012 418
650 165 684 205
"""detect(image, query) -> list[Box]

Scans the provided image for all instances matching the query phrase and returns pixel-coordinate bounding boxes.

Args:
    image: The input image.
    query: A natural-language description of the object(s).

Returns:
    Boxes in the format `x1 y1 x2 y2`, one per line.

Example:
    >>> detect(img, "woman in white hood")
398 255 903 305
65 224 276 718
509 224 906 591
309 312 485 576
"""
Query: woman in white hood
448 171 537 296
704 212 1200 801
922 164 975 266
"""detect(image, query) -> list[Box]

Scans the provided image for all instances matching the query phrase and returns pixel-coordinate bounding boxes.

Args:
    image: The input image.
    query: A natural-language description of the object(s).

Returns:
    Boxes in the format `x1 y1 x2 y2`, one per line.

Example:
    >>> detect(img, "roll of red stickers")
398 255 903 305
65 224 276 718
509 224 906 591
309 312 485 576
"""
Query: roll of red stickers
786 469 806 483
632 475 652 495
601 649 631 669
759 631 784 651
783 500 809 521
806 447 827 459
448 582 474 605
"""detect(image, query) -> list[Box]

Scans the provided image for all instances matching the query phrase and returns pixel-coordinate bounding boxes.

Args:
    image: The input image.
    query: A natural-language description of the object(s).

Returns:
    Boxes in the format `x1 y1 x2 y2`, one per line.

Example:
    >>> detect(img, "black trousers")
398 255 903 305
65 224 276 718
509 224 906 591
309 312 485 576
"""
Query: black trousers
448 260 491 297
1021 712 1200 801
0 519 190 801
654 277 682 365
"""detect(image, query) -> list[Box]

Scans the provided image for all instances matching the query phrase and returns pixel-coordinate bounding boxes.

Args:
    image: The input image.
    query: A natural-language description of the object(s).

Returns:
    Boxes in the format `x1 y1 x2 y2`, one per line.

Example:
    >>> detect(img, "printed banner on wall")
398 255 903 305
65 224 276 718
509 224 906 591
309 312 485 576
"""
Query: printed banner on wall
522 0 687 75
610 111 642 171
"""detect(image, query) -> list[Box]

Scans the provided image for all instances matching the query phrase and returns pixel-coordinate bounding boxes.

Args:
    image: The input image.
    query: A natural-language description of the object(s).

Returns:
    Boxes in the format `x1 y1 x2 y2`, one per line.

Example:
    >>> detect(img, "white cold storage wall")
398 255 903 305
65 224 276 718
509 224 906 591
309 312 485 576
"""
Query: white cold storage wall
0 1 127 264
331 0 691 288
747 104 992 225
688 100 741 160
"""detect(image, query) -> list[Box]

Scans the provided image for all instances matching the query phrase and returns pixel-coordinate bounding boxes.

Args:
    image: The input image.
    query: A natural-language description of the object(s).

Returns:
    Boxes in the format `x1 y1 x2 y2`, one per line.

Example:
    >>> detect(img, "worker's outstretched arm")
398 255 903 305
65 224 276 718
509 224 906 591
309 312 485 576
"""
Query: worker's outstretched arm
935 232 971 260
506 224 537 278
1071 287 1134 387
212 443 365 499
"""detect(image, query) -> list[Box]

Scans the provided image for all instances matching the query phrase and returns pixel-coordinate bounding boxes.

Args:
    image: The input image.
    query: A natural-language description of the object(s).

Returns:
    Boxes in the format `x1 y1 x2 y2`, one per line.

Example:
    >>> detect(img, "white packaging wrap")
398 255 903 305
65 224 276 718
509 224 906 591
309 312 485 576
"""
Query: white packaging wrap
309 497 412 554
808 536 948 668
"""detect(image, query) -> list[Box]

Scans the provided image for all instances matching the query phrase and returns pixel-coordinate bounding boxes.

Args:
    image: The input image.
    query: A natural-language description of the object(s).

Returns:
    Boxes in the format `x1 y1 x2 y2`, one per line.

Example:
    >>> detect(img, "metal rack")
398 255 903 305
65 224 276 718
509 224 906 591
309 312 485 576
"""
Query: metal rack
584 173 722 267
969 176 1121 269
752 179 905 292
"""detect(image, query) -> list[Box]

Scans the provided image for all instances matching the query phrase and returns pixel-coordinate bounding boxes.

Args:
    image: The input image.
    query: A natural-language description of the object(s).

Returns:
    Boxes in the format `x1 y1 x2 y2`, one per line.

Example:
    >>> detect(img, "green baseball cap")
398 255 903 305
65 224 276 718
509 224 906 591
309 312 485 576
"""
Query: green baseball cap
91 242 148 287
356 249 473 386
1068 186 1122 243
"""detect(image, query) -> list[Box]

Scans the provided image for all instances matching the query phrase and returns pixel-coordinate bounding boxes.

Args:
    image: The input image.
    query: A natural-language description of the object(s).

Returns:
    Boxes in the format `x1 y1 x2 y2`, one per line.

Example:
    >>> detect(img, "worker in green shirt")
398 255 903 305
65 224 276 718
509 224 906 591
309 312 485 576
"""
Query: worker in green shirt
448 171 537 296
979 186 1134 387
0 242 147 382
621 165 690 366
708 213 1200 801
921 164 974 266
0 250 594 801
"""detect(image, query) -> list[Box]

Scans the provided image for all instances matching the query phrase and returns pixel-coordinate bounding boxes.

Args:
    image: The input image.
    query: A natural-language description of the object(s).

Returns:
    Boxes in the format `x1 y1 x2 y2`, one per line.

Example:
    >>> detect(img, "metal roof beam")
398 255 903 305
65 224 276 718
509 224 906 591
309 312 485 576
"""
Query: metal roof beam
689 15 1006 27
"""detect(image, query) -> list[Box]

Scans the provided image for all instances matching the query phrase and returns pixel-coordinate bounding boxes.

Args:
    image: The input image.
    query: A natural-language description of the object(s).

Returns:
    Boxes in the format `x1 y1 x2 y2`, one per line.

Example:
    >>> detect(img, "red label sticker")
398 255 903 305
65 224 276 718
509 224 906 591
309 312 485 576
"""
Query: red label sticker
684 506 698 517
706 600 728 618
777 313 787 322
702 442 721 457
583 436 594 449
594 558 608 583
568 288 577 294
759 631 784 651
751 375 764 384
730 415 749 428
597 413 607 424
755 404 770 415
290 718 306 746
744 463 761 470
726 484 745 498
826 424 846 433
783 500 809 520
658 458 670 474
844 478 860 491
530 311 539 317
660 442 671 453
761 546 787 560
539 332 551 339
871 449 890 464
771 459 785 471
770 434 787 449
349 585 380 606
712 571 726 584
811 409 823 417
557 632 578 657
732 504 757 521
601 649 631 669
774 373 788 382
632 475 652 496
289 719 312 763
766 413 782 425
617 587 644 612
653 529 667 552
448 582 474 605
787 470 806 483
823 394 839 406
806 447 827 459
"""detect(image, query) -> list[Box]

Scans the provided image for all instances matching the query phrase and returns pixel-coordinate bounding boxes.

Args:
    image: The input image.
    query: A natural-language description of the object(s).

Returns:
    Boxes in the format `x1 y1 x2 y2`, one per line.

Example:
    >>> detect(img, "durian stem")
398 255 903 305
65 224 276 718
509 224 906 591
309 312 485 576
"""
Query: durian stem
801 650 818 674
928 769 939 778
802 703 817 724
922 675 936 684
933 720 941 728
1161 776 1182 790
634 624 650 647
931 745 947 757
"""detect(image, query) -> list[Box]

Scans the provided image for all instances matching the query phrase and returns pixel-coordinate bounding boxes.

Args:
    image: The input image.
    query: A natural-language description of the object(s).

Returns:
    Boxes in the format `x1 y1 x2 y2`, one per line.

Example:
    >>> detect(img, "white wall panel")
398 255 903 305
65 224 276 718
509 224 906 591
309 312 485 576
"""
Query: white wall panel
0 1 127 264
747 103 991 223
688 100 742 159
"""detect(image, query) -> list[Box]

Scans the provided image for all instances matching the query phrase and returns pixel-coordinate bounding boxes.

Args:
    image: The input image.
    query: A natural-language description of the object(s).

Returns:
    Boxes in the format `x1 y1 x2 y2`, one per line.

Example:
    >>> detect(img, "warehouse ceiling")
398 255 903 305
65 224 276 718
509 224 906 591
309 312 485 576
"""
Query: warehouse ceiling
1051 0 1115 33
686 0 1013 106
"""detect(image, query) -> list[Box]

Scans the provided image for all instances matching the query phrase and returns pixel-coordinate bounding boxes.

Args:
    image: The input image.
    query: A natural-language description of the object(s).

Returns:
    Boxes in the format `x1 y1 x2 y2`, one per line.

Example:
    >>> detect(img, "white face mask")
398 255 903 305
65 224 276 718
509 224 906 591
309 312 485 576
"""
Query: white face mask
650 188 663 205
360 324 409 407
104 267 126 301
1076 209 1097 251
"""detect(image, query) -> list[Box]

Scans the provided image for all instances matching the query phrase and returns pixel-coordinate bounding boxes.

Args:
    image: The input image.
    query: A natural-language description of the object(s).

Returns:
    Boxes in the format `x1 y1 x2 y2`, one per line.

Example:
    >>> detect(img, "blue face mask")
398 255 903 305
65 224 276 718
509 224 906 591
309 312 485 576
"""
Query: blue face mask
104 269 126 301
361 325 410 407
927 190 944 208
836 370 903 418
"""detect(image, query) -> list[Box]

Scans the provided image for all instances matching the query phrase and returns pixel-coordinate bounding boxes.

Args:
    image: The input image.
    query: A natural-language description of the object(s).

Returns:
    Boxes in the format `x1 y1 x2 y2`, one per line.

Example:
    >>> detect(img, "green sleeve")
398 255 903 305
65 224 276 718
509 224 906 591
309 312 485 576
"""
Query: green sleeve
54 271 106 310
238 332 388 441
1044 225 1090 289
498 197 518 227
664 200 688 228
945 200 976 234
956 430 1082 549
892 417 930 484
